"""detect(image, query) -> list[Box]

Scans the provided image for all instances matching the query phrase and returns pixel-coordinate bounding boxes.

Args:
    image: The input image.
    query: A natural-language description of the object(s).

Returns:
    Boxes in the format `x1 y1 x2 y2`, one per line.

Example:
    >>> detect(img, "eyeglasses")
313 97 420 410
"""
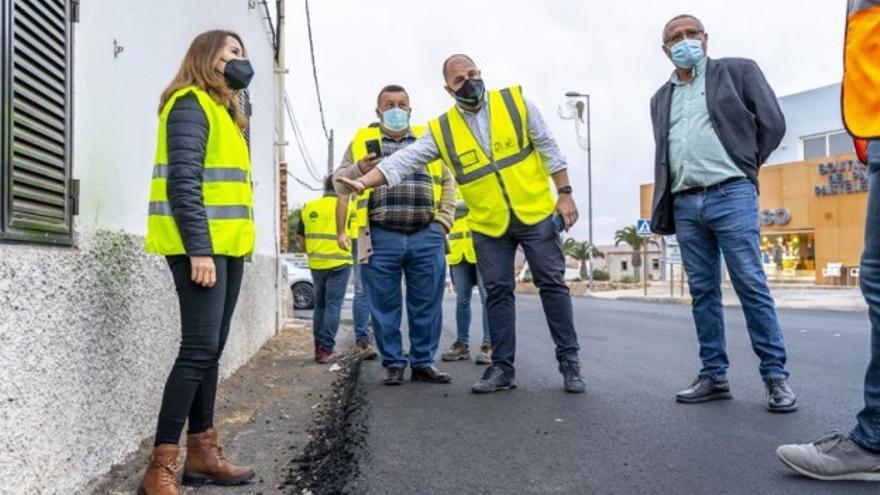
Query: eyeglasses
665 29 704 45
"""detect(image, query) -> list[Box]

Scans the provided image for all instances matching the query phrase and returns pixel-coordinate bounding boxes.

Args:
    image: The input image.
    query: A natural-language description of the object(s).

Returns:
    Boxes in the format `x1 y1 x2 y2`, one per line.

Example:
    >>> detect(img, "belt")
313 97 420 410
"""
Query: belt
676 177 747 196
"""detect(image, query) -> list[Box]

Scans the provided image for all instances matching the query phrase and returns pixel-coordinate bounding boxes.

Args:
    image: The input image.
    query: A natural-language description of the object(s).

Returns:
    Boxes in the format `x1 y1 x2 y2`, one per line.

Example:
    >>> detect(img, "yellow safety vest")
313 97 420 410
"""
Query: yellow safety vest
447 198 476 265
843 1 880 138
146 86 255 256
429 86 555 238
349 125 444 231
302 195 353 270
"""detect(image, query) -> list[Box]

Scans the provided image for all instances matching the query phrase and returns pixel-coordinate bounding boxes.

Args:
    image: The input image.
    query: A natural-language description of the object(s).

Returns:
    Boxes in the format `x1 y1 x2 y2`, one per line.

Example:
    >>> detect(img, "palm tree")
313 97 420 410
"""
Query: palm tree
614 225 658 283
563 238 605 280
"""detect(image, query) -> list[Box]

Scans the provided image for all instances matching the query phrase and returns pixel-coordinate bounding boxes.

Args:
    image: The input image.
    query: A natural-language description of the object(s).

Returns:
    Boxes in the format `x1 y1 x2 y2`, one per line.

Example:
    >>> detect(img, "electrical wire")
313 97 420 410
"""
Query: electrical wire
284 92 323 183
304 0 330 141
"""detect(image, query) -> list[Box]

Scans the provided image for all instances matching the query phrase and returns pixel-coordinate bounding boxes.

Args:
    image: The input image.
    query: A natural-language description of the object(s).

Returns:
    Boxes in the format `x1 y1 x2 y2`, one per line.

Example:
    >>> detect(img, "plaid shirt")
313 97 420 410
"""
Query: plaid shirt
368 131 435 233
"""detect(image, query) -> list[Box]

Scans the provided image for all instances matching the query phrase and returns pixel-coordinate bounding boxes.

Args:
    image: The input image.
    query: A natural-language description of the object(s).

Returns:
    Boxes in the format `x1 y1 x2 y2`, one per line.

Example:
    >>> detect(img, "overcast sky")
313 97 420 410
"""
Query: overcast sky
282 0 846 245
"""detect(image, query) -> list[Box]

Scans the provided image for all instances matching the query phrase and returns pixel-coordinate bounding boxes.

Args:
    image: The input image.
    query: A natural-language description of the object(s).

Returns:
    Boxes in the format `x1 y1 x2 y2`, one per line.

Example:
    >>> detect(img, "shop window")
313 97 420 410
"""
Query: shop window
1 0 78 245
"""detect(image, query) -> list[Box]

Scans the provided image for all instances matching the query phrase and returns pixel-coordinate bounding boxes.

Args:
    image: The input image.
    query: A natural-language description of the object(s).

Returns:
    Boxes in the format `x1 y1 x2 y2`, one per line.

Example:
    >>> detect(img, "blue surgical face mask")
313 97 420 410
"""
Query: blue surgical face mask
381 107 409 132
670 39 704 69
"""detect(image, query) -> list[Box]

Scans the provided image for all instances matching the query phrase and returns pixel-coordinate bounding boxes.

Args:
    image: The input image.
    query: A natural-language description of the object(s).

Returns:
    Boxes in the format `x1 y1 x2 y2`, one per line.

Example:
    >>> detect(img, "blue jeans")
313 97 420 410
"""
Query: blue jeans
852 141 880 452
351 240 371 342
673 178 788 381
311 266 352 350
361 223 446 369
473 215 580 375
450 262 490 346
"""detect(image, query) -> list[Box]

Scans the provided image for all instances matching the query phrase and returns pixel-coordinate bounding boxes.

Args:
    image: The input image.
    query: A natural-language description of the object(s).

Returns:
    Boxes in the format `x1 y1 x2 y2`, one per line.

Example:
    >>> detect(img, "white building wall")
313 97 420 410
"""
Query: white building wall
0 2 282 493
766 83 845 165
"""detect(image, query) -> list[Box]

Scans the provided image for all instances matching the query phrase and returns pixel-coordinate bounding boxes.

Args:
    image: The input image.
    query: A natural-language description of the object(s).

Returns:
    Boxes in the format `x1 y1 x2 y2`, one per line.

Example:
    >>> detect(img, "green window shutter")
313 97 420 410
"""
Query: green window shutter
1 0 75 245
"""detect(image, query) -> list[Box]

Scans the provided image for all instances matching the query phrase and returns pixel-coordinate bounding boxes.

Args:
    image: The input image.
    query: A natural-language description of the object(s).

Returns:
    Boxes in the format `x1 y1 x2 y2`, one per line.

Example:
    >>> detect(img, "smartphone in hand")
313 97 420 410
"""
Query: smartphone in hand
365 139 382 159
552 213 565 233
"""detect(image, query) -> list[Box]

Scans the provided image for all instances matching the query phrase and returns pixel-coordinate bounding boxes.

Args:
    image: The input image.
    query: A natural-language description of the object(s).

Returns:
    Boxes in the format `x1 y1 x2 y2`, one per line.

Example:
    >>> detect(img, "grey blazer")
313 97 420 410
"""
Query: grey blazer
649 57 786 235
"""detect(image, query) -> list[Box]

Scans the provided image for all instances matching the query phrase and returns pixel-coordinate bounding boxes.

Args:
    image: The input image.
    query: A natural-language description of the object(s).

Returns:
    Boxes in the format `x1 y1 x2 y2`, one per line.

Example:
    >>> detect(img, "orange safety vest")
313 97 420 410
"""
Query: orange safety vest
843 1 880 139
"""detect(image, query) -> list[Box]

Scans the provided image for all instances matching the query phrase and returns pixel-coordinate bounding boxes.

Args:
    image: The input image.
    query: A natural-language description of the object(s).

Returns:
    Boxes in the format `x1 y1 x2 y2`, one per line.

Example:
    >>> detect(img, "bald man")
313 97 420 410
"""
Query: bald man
336 54 586 394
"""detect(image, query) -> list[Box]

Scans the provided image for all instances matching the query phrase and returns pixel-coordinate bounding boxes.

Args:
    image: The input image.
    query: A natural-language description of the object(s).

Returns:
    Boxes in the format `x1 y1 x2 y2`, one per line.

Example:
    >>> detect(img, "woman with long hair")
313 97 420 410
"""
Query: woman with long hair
140 30 256 495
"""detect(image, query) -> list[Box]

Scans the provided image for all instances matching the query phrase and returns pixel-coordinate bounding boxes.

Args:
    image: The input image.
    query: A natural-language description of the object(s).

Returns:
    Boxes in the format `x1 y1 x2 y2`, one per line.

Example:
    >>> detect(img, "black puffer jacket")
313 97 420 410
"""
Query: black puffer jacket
166 91 212 256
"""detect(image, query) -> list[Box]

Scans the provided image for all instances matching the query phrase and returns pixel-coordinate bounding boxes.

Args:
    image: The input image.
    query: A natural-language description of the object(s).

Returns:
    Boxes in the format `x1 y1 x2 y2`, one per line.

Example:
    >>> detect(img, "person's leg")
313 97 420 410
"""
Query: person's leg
515 216 580 362
853 141 880 452
404 223 448 369
476 268 491 346
188 257 244 435
351 239 371 343
707 181 788 380
473 229 519 375
323 266 353 351
673 192 728 381
361 226 408 370
450 262 476 346
154 256 227 445
310 269 330 350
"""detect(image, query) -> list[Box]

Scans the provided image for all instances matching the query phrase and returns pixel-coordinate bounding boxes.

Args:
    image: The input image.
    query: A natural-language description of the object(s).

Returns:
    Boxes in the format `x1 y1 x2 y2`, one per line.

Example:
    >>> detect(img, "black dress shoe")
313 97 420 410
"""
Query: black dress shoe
472 365 516 394
411 365 452 384
676 375 732 403
765 378 797 413
384 367 405 386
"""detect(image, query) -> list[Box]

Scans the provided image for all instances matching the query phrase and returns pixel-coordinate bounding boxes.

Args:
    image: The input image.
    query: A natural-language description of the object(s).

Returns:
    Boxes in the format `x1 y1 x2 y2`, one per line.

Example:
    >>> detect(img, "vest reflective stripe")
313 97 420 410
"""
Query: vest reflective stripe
843 2 880 138
349 125 444 230
448 232 471 240
430 86 555 238
145 86 255 256
148 202 251 220
302 195 353 270
152 164 249 183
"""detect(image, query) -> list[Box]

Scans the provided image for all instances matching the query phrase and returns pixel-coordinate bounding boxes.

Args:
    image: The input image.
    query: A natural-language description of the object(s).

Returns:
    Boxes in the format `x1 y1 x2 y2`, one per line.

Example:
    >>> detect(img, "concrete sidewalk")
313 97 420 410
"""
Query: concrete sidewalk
586 283 868 312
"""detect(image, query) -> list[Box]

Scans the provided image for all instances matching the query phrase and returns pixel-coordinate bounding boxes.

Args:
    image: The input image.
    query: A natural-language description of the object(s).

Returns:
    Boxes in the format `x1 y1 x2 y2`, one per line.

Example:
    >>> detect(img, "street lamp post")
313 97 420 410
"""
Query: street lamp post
563 91 593 291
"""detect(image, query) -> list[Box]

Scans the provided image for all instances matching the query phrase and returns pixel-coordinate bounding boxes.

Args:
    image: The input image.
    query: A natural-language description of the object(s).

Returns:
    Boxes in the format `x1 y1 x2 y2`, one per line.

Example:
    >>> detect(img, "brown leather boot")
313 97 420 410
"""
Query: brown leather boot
138 444 180 495
183 428 255 486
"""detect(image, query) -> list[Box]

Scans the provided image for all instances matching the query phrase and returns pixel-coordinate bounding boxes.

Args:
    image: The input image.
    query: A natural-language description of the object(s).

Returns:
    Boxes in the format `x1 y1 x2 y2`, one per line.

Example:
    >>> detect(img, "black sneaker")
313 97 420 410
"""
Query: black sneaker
676 375 732 403
559 359 586 394
765 377 798 413
471 365 516 394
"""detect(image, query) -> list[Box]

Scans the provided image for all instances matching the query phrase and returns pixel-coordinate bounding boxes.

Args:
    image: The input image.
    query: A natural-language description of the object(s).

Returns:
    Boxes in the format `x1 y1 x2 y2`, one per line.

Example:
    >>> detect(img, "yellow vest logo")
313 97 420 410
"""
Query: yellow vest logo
493 138 516 154
309 211 319 222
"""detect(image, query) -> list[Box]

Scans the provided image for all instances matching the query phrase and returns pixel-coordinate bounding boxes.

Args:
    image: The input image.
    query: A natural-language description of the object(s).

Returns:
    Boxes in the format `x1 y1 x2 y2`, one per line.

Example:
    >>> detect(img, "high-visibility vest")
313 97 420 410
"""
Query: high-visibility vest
346 202 359 239
447 197 476 265
146 86 255 256
302 195 353 270
349 125 444 231
429 86 555 238
843 1 880 138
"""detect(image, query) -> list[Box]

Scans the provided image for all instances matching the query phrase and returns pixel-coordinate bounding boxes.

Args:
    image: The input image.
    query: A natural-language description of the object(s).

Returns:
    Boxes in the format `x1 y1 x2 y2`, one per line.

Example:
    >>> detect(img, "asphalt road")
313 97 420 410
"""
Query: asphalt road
356 294 878 495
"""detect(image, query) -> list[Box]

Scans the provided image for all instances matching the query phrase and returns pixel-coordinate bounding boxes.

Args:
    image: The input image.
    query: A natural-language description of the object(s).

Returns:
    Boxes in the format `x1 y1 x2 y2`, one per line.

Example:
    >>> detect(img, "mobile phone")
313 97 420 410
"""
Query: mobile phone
552 213 565 233
365 139 382 159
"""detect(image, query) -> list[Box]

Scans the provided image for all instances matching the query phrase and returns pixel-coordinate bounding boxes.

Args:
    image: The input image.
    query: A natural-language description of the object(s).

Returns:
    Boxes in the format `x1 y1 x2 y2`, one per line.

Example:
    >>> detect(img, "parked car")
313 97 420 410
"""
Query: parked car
282 254 314 310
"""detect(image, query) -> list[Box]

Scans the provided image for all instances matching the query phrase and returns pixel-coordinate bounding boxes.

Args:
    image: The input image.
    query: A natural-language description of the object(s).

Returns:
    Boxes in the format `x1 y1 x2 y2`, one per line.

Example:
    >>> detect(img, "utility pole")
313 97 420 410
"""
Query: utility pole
563 92 594 291
327 128 334 176
276 0 288 252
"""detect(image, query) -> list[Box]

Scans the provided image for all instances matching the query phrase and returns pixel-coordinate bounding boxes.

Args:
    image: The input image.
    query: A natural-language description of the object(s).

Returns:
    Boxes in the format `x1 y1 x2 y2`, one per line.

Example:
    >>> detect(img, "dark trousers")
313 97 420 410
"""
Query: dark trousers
852 140 880 452
472 215 580 374
154 255 244 445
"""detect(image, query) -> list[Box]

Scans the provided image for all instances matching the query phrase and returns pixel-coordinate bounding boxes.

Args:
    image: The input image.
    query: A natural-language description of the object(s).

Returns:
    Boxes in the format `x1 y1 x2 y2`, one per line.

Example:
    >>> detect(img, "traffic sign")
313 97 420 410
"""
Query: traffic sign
636 219 652 237
664 235 682 264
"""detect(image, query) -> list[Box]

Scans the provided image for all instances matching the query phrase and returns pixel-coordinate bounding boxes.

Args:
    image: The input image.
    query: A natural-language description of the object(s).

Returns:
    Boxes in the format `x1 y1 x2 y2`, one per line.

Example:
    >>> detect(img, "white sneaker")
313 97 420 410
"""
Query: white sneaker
777 431 880 481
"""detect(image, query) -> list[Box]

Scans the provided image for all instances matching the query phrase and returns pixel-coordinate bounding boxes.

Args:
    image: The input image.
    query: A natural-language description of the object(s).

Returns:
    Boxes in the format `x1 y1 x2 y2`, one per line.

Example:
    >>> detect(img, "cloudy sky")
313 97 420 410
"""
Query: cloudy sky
282 0 846 244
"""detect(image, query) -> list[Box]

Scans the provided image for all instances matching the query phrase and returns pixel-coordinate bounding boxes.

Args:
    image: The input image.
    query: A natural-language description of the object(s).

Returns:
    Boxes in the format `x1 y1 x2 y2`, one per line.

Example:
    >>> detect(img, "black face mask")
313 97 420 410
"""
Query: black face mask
454 78 485 109
222 59 254 90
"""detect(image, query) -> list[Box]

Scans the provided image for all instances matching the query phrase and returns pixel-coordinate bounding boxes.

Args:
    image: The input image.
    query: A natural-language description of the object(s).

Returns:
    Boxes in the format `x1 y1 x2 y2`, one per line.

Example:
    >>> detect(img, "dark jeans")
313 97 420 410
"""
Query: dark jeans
450 262 490 346
673 178 788 381
472 215 580 375
351 240 371 342
361 223 446 369
311 265 352 350
852 141 880 452
154 255 244 445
